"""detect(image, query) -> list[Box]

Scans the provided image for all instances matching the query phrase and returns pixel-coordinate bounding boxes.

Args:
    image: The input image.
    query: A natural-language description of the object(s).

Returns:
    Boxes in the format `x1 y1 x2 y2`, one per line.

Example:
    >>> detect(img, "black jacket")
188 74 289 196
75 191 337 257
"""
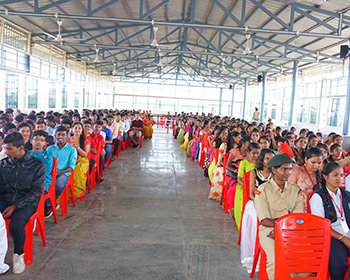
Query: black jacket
0 152 45 209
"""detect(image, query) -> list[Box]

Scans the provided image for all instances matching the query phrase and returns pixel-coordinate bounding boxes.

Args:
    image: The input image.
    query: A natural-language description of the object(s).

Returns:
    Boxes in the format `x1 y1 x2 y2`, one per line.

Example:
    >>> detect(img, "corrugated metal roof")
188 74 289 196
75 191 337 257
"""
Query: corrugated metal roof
0 0 349 85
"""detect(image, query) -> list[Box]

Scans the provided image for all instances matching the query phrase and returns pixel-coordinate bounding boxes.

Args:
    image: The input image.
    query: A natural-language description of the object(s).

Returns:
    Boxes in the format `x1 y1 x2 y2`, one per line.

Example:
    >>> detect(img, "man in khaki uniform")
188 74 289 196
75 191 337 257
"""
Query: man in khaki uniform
255 154 304 280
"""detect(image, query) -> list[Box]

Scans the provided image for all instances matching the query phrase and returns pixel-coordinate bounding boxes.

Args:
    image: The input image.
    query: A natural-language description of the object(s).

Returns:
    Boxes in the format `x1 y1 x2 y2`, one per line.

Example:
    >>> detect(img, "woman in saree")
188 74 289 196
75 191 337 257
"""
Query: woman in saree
70 122 90 199
143 115 155 140
208 126 229 201
225 135 251 217
234 142 261 229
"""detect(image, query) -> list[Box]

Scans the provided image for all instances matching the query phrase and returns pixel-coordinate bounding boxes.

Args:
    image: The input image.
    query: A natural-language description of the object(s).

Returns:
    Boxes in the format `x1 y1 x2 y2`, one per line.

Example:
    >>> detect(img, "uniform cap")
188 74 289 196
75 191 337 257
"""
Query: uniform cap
268 153 294 168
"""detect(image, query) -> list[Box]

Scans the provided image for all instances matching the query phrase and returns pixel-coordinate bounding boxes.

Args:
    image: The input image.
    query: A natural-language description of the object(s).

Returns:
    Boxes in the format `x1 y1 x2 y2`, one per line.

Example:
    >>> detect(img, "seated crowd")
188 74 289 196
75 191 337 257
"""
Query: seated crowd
174 113 350 280
0 108 155 275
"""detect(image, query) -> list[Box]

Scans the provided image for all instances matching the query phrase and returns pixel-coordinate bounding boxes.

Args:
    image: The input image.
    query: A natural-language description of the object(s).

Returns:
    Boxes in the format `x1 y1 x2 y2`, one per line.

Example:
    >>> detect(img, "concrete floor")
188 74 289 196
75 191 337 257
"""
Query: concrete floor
4 129 252 280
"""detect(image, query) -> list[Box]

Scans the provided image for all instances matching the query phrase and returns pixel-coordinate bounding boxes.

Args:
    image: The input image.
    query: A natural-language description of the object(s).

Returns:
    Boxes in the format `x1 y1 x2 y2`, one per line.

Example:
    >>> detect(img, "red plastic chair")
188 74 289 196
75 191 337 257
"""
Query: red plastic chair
43 157 58 224
237 171 251 245
220 153 230 207
306 190 317 213
86 153 97 194
275 213 331 279
5 193 47 265
250 219 262 278
60 171 76 217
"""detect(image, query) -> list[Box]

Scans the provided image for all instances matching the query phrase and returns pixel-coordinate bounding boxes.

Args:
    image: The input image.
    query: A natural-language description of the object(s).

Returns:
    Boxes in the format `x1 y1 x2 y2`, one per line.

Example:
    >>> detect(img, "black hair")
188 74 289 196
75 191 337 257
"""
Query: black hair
215 126 228 148
259 135 271 143
319 162 343 222
0 131 4 139
281 129 288 137
72 122 85 149
14 115 24 122
308 134 317 142
36 118 46 125
330 143 341 153
305 147 323 160
333 134 343 141
238 135 251 148
55 125 68 134
300 128 308 134
248 142 261 152
316 143 329 154
232 131 240 137
3 132 24 147
95 120 103 126
17 122 32 131
61 118 73 126
3 123 16 134
306 131 314 138
83 119 92 125
251 128 260 134
256 148 274 170
32 130 49 142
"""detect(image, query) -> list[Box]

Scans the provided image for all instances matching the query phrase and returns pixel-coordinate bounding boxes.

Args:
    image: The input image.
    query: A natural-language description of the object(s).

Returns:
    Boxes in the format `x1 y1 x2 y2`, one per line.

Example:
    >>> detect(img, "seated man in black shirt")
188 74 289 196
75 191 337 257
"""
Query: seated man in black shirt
0 132 45 274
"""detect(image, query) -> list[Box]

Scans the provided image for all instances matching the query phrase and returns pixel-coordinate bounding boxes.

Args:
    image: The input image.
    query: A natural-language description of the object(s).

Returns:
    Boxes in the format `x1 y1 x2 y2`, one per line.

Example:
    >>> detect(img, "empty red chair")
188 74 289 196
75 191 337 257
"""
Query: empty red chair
60 171 76 217
275 213 331 279
43 157 58 224
237 171 251 245
5 193 47 265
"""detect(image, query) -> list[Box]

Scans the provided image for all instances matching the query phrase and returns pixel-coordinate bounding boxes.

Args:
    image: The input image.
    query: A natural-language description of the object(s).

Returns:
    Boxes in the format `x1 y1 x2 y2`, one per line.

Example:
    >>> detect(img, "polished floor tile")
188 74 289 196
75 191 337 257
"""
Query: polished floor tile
4 129 253 280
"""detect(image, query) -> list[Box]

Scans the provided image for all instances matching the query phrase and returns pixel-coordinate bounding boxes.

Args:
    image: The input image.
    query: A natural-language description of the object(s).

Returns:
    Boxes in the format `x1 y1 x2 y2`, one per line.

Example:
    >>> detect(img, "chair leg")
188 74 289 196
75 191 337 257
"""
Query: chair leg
60 187 68 217
250 243 261 278
69 183 76 208
258 250 268 280
49 195 58 224
24 219 34 265
37 216 46 247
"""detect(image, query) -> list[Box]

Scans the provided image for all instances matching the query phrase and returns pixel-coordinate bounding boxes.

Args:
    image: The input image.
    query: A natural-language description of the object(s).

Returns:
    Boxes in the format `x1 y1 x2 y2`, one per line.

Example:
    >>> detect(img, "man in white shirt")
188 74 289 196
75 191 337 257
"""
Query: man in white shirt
123 113 131 141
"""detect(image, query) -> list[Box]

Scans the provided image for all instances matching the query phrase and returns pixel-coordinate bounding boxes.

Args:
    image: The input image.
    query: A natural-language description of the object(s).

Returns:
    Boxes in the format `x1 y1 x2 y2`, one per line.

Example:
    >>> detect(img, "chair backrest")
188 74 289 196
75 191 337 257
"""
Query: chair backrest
275 213 331 280
306 190 317 213
49 157 58 194
242 171 251 207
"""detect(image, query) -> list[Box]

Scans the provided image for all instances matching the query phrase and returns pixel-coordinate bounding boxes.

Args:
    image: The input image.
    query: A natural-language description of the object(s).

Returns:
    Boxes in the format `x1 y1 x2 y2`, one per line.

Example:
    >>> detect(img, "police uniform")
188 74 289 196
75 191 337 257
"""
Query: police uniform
254 154 304 280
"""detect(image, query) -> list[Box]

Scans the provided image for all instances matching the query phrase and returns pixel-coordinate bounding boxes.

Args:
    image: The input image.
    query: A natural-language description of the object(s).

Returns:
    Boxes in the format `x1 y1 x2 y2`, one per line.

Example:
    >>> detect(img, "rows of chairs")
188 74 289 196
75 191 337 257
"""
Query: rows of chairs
181 138 344 279
4 134 141 266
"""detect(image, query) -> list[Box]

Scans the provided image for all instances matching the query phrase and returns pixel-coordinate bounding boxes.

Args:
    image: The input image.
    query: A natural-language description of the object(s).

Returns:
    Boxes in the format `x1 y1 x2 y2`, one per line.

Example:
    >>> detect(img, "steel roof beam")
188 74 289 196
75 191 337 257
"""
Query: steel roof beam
294 7 338 33
33 41 340 64
141 0 171 19
0 10 347 40
89 0 121 16
81 26 119 43
250 0 291 30
212 0 241 26
37 0 71 13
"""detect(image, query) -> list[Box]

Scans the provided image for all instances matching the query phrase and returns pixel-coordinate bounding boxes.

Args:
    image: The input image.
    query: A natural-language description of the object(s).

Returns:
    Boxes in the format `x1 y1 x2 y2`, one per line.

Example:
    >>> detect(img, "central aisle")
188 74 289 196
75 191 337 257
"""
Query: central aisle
7 129 249 280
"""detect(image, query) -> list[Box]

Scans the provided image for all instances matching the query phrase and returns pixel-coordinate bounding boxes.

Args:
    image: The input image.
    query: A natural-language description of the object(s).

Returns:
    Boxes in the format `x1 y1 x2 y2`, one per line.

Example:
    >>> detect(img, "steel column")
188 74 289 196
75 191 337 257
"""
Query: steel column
242 79 247 119
231 84 236 117
260 72 266 122
288 60 299 126
342 61 350 135
219 87 223 115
